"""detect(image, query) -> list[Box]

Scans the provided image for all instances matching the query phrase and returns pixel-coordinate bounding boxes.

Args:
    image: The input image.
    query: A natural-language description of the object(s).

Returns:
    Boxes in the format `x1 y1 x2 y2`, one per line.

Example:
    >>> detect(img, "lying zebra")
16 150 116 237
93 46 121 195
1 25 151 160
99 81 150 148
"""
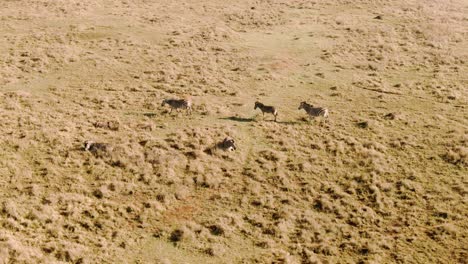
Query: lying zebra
83 140 113 158
161 98 192 115
219 137 237 151
254 101 278 122
205 137 237 155
298 101 329 120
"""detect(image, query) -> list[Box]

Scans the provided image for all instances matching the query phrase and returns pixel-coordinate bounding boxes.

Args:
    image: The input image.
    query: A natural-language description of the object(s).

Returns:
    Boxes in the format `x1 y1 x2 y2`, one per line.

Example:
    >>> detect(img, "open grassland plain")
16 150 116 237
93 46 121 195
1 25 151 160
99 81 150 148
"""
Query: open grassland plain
0 0 467 263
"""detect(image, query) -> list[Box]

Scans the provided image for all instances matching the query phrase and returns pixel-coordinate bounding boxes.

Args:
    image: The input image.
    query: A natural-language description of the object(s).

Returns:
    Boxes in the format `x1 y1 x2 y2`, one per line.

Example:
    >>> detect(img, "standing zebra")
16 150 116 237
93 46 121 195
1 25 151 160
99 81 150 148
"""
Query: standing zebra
298 101 329 120
161 98 192 115
254 101 278 122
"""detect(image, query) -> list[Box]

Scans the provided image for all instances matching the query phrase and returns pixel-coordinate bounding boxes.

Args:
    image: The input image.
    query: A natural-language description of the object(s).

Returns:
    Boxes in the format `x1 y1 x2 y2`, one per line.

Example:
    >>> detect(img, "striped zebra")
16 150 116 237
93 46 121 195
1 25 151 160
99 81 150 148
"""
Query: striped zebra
254 101 278 122
298 101 329 120
83 140 113 157
220 137 237 151
161 98 192 115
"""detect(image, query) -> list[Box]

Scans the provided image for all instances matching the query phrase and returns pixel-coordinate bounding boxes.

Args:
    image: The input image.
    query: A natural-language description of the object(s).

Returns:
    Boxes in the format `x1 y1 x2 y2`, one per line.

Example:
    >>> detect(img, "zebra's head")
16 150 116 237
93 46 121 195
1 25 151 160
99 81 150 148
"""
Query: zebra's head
161 99 167 107
254 101 260 110
298 101 308 110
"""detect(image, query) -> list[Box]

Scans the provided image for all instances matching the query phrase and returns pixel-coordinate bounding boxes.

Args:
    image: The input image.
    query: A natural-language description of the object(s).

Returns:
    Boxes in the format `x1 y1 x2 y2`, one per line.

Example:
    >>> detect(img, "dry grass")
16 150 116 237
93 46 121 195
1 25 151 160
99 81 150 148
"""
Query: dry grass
0 0 467 263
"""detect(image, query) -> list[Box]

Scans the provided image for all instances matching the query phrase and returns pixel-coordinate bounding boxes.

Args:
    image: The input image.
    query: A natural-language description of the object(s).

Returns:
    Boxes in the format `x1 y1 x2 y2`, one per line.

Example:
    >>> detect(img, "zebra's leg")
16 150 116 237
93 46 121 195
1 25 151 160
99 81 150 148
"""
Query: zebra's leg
169 107 173 114
274 113 277 122
323 111 329 123
262 112 265 120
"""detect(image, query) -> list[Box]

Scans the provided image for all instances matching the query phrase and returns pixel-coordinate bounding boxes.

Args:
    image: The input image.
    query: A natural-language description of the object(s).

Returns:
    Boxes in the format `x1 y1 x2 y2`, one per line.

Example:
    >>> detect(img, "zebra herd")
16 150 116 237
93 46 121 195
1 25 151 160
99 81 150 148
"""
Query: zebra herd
161 98 329 122
159 98 329 151
84 98 328 153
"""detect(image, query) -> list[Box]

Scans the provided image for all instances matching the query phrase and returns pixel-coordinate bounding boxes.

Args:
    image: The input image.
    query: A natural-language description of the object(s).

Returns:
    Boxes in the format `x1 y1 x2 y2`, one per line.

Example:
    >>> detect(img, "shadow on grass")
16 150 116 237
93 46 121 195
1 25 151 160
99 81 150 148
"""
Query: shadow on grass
142 112 158 118
221 116 304 125
220 116 256 123
276 120 302 125
124 111 160 117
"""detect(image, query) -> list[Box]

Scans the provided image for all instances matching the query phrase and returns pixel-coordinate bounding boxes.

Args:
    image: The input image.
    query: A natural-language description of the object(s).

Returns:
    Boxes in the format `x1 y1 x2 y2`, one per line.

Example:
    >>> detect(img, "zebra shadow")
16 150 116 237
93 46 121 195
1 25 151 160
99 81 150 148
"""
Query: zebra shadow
220 116 256 123
143 112 158 118
276 120 302 125
124 111 159 118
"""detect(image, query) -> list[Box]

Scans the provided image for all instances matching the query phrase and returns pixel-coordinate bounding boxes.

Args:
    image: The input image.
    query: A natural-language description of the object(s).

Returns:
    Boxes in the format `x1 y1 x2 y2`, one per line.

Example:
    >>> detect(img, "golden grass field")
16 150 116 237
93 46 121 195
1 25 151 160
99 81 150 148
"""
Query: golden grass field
0 0 467 263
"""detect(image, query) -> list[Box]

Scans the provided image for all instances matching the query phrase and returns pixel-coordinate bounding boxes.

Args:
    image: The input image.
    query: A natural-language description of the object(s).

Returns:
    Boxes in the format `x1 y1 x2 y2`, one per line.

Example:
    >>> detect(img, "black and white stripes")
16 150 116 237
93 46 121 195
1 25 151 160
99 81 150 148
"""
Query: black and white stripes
161 98 192 115
254 101 278 122
298 101 329 119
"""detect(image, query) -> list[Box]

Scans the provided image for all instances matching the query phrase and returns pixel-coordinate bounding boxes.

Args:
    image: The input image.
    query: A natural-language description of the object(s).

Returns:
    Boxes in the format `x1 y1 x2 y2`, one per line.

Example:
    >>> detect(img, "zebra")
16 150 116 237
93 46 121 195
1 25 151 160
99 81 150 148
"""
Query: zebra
219 137 237 151
93 120 120 131
204 137 237 155
83 140 113 157
161 98 192 115
298 101 329 120
254 101 278 122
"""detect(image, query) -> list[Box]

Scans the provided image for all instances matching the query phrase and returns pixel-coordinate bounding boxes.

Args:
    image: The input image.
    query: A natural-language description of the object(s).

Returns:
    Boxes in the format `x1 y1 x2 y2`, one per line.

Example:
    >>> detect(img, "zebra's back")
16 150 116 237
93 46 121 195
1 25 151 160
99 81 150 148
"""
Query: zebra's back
306 106 328 118
262 105 277 114
255 102 277 115
165 99 190 109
